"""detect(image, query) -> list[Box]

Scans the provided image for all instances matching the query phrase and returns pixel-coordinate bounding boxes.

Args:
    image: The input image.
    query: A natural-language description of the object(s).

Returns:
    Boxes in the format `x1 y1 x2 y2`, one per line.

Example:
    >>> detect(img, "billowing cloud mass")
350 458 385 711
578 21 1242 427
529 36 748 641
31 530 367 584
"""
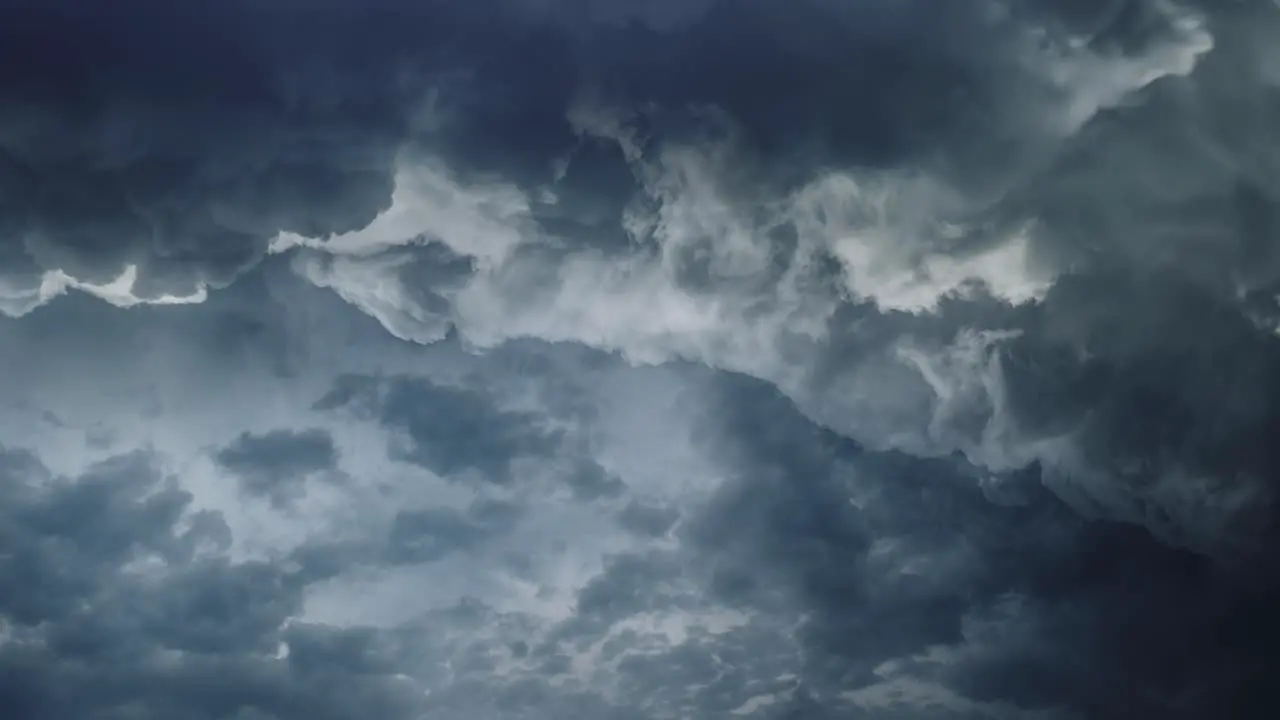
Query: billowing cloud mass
3 0 1280 718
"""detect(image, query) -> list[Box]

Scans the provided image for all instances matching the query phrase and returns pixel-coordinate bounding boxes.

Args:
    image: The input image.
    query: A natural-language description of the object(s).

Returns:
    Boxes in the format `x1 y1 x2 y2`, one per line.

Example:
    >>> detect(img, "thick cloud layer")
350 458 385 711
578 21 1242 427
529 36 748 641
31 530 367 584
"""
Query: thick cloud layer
5 0 1280 718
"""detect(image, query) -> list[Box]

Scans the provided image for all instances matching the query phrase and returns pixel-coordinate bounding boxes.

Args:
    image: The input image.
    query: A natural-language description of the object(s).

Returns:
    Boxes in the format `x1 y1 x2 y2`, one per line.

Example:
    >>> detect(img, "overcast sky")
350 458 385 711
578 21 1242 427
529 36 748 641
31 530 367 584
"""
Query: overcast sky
3 1 1280 718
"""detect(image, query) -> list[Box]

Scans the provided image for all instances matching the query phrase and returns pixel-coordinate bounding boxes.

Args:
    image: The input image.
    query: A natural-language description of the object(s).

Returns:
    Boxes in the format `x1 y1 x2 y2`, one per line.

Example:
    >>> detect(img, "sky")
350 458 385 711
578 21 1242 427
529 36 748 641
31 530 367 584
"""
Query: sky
2 1 1280 718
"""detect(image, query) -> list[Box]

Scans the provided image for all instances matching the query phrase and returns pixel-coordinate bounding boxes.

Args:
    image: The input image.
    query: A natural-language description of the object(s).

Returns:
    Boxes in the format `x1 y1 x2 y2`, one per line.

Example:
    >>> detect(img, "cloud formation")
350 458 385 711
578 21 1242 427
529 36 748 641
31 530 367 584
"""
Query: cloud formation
214 428 341 507
4 0 1280 718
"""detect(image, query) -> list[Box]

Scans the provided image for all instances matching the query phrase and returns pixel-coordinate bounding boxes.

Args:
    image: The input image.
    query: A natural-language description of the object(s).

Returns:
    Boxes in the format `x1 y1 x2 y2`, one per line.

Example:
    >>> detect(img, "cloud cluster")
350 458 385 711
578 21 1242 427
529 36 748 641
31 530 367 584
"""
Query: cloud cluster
268 0 1280 557
214 428 342 507
6 0 1280 718
0 447 424 720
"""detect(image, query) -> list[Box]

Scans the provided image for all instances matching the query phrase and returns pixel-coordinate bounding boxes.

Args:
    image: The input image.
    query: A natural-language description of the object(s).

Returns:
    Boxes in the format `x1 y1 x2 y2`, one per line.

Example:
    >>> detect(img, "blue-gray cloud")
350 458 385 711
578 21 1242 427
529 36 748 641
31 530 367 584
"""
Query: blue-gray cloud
0 446 424 720
215 428 341 506
4 1 1280 718
314 374 565 484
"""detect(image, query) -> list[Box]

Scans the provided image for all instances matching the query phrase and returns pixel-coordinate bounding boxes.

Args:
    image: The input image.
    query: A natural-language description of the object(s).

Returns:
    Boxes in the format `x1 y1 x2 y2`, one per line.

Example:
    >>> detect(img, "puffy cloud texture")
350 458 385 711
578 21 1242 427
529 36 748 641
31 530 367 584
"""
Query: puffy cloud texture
3 0 1280 718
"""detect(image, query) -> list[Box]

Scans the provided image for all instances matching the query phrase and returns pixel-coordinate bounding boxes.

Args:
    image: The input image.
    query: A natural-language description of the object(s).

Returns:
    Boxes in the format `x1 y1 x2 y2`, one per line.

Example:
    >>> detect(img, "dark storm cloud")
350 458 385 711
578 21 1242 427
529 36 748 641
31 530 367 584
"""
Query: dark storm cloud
0 449 224 626
0 0 696 308
0 0 1153 309
676 373 1280 719
315 373 563 484
0 445 425 720
243 0 1280 567
0 2 403 307
214 428 340 506
8 0 1280 718
529 0 1280 563
0 0 477 310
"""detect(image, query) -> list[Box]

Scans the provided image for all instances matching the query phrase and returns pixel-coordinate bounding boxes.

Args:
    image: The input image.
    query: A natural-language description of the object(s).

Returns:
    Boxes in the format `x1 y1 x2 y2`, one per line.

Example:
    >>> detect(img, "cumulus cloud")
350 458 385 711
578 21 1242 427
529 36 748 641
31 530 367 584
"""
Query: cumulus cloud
0 446 424 720
6 0 1280 718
